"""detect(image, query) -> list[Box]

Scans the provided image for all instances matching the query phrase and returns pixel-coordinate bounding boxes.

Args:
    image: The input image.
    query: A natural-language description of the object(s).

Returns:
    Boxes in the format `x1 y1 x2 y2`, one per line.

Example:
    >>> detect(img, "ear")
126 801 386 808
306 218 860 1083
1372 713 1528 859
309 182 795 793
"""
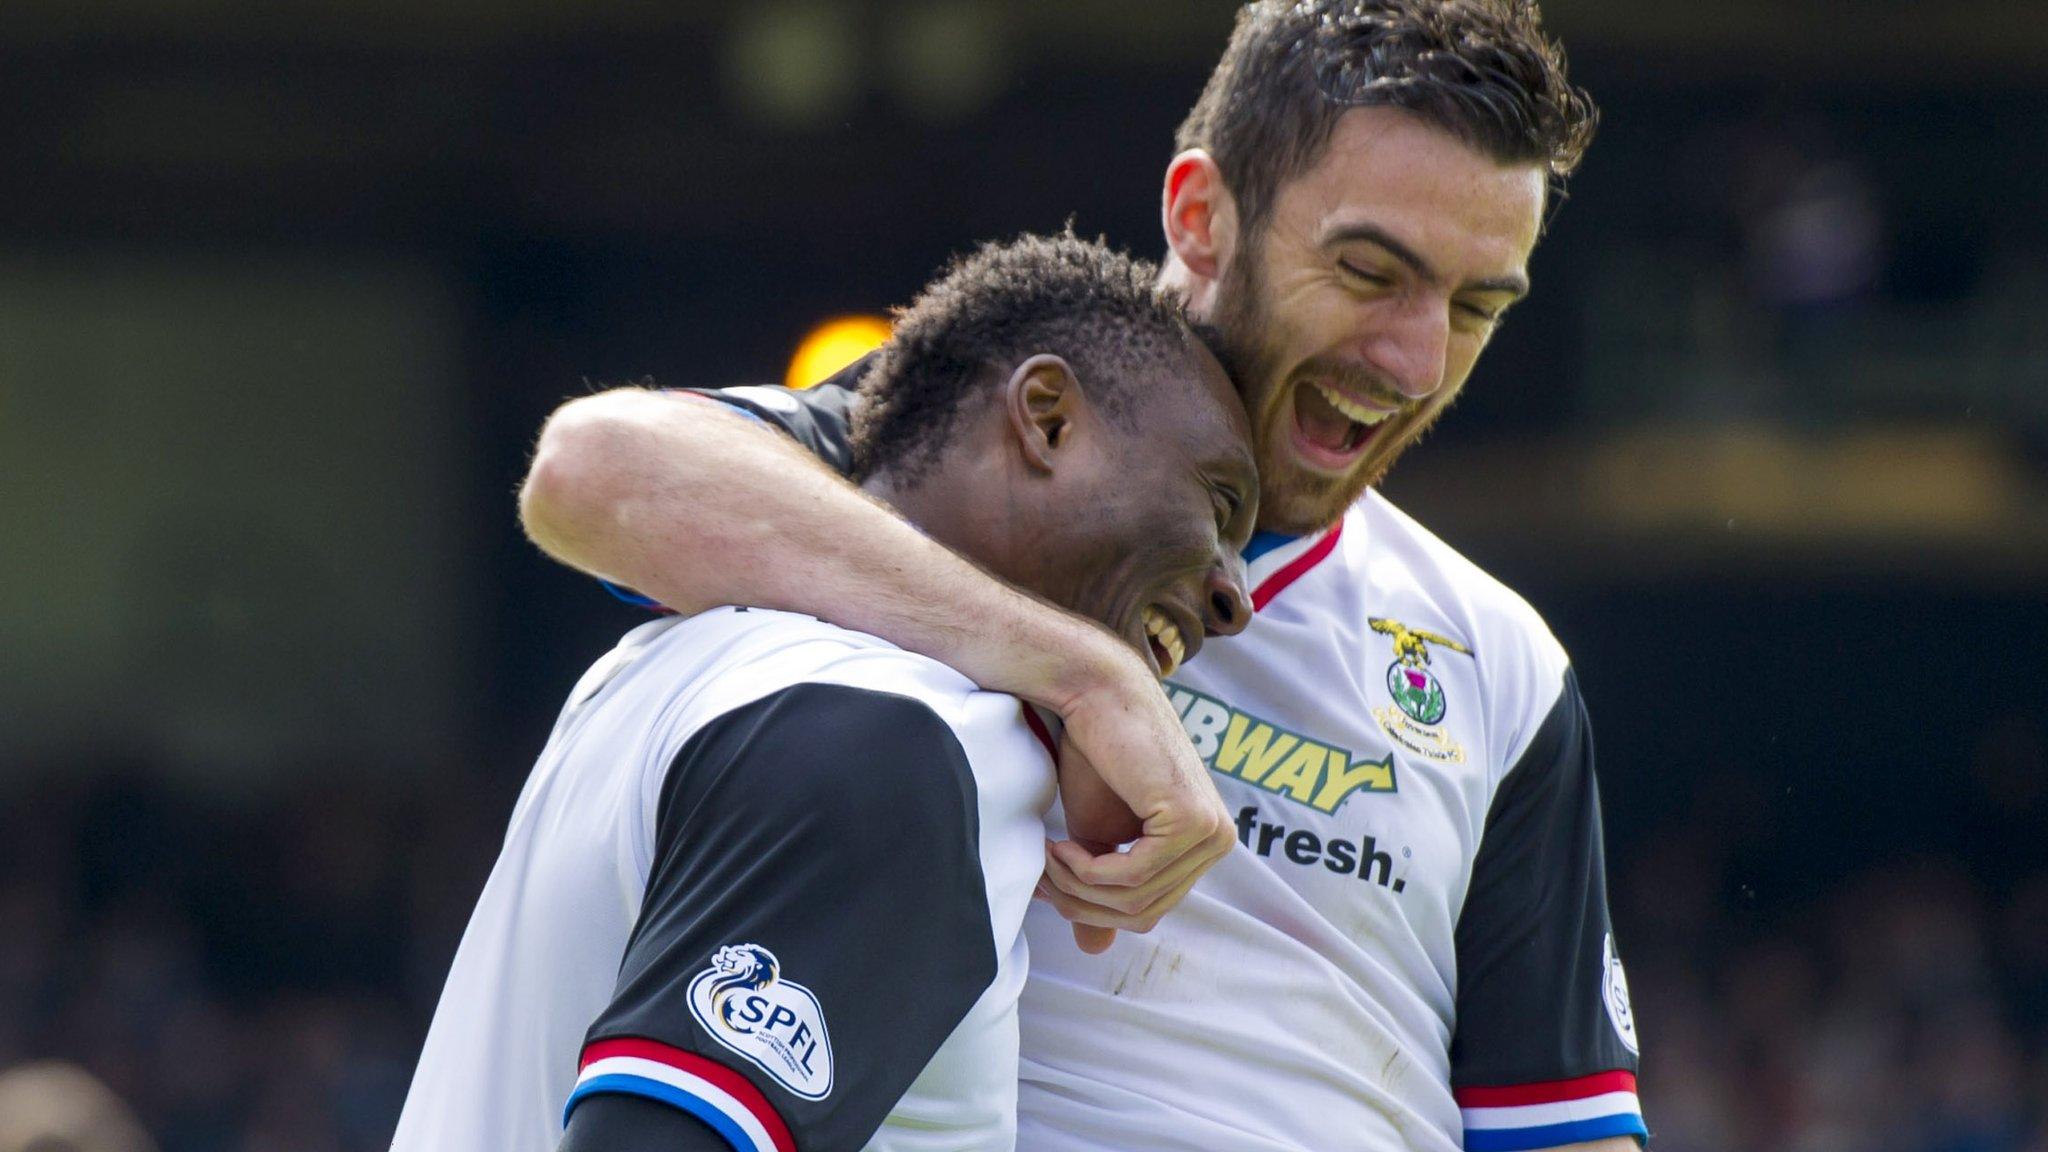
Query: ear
1162 149 1236 283
1003 354 1083 475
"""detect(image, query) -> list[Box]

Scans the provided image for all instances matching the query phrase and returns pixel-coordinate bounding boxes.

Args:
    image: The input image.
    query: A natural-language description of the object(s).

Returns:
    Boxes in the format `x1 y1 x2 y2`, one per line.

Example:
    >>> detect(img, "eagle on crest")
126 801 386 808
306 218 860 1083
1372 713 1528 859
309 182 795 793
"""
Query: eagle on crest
1367 617 1472 667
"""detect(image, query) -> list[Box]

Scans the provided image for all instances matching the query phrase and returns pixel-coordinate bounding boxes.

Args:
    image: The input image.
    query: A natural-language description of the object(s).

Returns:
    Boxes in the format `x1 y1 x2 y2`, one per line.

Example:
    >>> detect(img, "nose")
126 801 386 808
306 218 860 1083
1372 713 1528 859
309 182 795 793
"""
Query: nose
1201 553 1254 638
1368 296 1450 402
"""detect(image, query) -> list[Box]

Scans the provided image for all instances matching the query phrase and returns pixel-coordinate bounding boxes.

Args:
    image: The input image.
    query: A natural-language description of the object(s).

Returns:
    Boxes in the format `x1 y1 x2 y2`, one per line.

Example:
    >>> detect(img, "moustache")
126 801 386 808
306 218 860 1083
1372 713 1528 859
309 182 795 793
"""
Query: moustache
1289 358 1406 413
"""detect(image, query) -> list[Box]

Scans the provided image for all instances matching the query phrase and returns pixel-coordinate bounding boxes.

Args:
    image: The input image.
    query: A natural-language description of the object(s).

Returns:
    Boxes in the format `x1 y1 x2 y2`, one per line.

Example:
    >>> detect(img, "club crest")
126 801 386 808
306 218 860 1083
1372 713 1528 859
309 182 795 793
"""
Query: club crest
1386 662 1448 726
1368 617 1472 762
687 943 834 1099
1369 617 1470 724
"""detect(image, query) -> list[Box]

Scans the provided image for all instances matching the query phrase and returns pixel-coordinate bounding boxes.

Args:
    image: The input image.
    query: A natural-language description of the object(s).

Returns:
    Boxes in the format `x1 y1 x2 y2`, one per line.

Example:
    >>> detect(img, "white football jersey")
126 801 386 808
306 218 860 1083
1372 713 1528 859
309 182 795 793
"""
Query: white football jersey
393 607 1056 1152
1016 493 1643 1152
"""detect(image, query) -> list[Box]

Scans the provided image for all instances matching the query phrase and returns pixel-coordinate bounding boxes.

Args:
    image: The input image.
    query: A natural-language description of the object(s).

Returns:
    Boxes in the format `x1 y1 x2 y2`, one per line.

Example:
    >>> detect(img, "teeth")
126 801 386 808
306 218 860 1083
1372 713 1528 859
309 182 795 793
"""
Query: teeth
1142 607 1186 677
1311 382 1397 427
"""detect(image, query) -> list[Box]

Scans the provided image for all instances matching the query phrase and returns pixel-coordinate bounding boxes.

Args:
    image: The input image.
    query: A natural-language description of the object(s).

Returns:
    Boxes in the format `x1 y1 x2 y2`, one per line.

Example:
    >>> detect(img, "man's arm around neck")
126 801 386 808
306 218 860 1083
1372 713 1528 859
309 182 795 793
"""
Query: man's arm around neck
518 386 1235 950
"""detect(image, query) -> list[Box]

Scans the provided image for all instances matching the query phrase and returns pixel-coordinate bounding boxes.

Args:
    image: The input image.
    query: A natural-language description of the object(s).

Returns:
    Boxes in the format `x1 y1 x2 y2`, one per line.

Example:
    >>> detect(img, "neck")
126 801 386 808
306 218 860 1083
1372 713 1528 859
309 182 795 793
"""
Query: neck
861 470 993 572
862 435 1043 596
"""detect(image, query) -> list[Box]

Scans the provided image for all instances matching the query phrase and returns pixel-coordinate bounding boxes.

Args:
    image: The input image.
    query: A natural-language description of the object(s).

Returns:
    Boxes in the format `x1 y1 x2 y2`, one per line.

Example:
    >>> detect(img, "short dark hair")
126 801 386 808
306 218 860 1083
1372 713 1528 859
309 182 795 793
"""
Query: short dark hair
1177 0 1598 241
853 231 1199 485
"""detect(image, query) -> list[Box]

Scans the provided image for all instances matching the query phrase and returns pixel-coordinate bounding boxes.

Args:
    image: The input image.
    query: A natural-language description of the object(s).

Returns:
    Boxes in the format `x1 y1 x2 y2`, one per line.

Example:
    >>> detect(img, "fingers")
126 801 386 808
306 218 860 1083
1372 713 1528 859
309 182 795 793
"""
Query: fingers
1028 871 1121 953
1044 837 1204 914
1037 837 1217 936
1050 814 1233 890
1033 793 1235 941
1032 652 1241 950
1035 868 1147 936
1071 924 1118 954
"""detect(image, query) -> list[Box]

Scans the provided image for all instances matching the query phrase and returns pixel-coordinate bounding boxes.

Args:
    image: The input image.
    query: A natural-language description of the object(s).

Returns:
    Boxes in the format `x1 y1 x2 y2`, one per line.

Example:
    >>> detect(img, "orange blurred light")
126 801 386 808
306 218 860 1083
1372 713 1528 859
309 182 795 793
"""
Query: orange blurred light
785 315 892 390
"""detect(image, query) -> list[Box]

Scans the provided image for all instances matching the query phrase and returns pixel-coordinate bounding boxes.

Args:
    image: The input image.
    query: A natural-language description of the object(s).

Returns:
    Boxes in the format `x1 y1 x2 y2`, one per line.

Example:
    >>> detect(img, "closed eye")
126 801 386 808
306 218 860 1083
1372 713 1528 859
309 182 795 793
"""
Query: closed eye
1455 299 1509 327
1337 260 1391 288
1211 490 1235 533
1212 484 1244 532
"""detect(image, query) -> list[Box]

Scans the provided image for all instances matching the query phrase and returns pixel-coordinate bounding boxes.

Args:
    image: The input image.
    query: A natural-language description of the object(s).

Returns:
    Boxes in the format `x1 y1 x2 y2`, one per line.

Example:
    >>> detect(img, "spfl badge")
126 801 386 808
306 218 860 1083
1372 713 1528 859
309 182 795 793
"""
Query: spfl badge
687 943 834 1099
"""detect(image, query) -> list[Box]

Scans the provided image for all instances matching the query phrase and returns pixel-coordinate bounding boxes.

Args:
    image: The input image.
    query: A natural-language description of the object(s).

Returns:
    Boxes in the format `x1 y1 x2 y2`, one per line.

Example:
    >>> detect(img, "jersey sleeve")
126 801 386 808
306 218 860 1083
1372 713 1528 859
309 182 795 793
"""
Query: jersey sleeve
676 353 867 480
560 1092 733 1152
1450 669 1647 1150
600 362 867 609
564 681 1003 1152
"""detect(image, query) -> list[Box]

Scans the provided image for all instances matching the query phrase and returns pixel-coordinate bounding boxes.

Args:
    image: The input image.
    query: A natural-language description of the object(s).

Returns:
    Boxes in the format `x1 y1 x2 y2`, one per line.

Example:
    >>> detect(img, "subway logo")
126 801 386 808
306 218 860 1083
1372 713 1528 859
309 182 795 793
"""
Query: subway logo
1167 685 1396 814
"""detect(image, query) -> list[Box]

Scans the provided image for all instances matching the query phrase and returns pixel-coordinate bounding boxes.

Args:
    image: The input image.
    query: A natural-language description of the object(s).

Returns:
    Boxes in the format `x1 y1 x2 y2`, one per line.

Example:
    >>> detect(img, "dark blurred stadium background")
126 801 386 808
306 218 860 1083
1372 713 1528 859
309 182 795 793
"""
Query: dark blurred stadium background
2 2 2045 1149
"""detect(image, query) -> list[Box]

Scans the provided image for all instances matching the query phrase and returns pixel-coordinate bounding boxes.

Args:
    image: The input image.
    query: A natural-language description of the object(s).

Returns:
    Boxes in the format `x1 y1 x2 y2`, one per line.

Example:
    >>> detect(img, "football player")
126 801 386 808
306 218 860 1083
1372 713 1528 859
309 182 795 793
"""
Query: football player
395 235 1256 1151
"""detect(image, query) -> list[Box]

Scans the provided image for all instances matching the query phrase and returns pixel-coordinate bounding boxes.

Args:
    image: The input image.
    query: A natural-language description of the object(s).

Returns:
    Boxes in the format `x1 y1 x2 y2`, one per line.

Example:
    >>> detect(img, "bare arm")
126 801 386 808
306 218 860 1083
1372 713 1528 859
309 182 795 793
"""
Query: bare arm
521 388 1233 947
522 389 1130 717
1548 1139 1641 1152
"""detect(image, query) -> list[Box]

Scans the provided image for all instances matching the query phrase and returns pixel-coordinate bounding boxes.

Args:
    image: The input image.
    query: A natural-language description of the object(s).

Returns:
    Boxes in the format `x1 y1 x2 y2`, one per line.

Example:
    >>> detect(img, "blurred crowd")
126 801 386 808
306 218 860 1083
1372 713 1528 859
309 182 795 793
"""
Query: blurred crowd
1624 849 2048 1152
3 759 2045 1152
0 769 510 1152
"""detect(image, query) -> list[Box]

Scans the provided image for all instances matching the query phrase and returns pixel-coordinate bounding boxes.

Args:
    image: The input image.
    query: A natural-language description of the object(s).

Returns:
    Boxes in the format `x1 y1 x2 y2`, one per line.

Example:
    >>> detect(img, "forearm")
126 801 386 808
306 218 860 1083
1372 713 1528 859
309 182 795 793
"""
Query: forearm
520 388 1134 709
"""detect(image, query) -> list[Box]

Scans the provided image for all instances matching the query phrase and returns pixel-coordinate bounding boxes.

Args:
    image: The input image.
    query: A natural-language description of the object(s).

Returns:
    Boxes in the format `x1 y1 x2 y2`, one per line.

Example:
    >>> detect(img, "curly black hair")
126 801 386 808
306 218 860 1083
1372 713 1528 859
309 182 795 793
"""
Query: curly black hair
1177 0 1599 241
852 231 1202 485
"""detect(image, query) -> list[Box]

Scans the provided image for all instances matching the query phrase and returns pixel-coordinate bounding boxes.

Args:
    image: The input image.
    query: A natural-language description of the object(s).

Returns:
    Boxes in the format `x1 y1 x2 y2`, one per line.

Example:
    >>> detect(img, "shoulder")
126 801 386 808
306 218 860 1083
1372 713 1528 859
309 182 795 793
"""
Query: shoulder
640 613 1053 888
679 376 861 476
1354 493 1569 669
644 608 1046 769
1352 494 1573 766
714 381 858 425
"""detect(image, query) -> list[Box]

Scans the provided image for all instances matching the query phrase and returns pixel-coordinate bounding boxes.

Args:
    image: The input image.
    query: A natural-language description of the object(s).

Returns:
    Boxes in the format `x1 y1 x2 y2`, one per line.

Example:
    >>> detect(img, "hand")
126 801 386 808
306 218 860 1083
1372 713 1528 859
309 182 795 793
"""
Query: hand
1033 656 1234 953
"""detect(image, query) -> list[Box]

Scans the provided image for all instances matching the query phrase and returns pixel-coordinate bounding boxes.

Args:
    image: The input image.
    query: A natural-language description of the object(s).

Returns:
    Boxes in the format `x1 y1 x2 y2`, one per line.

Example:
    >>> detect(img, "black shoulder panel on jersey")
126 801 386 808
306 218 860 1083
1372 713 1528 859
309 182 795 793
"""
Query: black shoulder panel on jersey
559 1091 730 1152
1450 668 1640 1087
679 353 871 478
574 681 999 1151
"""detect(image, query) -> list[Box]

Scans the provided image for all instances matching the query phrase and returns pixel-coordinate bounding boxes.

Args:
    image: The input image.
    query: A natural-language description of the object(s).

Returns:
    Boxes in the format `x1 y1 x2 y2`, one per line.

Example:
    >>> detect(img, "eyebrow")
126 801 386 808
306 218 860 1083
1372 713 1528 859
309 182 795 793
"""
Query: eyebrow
1319 222 1530 299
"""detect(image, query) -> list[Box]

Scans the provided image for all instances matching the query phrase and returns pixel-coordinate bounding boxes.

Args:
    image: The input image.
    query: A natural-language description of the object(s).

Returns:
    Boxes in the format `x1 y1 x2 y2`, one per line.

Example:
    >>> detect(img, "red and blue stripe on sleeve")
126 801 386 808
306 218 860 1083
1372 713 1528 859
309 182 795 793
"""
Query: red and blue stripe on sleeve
568 1038 794 1152
1456 1070 1647 1150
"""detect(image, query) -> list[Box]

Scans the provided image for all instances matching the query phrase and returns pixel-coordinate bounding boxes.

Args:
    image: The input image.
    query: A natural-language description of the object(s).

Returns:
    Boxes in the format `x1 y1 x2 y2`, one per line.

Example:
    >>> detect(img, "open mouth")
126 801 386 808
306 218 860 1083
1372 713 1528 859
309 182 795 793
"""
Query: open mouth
1140 604 1189 679
1288 381 1397 473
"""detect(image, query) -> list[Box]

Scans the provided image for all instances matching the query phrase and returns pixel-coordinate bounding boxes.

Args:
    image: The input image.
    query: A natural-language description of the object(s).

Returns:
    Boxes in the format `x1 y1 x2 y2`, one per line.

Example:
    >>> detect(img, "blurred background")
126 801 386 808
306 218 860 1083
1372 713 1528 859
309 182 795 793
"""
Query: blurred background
2 1 2045 1149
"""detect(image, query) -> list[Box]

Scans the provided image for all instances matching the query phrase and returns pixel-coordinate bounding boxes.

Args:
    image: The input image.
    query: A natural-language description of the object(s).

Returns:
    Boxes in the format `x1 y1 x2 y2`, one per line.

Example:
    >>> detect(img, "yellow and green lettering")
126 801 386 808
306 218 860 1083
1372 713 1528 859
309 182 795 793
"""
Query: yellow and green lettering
1312 749 1397 813
1263 741 1328 805
1215 715 1297 784
1172 684 1399 812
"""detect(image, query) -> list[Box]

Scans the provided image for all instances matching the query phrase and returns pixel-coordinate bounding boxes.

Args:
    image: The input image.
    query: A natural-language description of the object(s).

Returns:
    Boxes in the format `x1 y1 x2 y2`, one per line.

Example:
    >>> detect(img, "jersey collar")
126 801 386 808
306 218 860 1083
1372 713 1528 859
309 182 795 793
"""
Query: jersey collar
1245 521 1345 612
